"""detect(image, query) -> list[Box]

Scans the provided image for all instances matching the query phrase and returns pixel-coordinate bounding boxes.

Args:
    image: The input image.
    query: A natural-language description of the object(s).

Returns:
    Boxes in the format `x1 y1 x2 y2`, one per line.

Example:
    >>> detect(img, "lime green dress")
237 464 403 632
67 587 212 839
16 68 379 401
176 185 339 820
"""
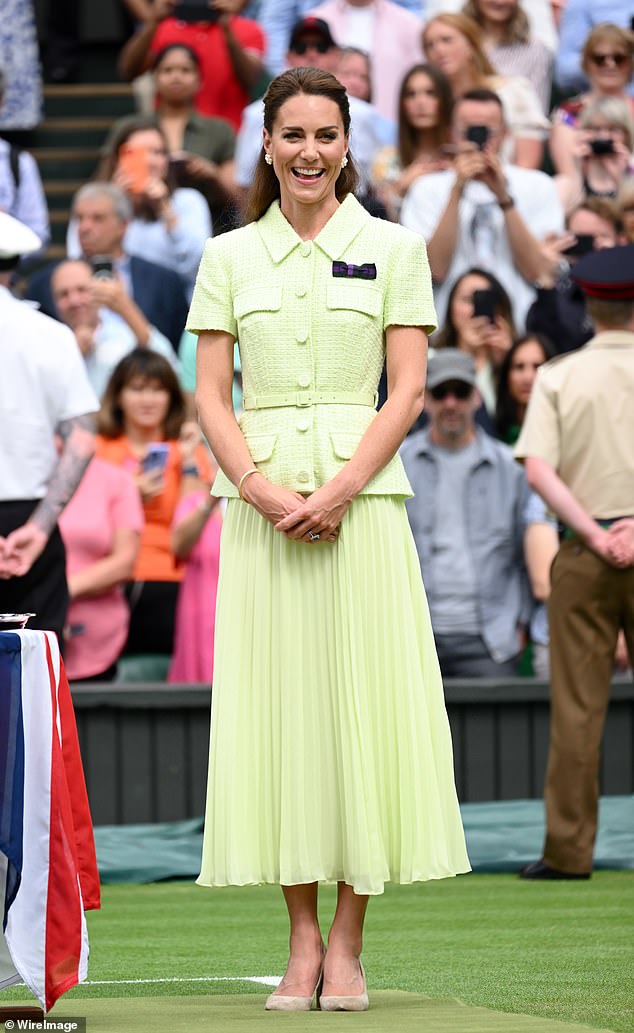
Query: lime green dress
187 196 470 894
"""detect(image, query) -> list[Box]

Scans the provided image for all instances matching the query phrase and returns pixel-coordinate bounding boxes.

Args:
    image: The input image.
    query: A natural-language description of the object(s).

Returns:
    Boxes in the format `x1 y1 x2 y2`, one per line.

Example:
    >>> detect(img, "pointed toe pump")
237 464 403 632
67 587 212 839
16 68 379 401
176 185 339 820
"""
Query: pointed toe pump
320 960 369 1012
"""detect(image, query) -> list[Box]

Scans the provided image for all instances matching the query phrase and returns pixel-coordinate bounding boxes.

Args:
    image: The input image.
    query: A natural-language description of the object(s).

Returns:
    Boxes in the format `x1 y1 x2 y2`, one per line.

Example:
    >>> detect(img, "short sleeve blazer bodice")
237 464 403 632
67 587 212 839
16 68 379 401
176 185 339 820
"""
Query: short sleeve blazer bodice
187 194 437 499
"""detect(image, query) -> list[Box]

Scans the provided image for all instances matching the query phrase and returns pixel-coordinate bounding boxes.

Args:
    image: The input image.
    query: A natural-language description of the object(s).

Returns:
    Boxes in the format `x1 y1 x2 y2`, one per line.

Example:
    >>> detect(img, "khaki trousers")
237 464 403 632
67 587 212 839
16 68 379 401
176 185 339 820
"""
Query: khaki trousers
544 540 634 874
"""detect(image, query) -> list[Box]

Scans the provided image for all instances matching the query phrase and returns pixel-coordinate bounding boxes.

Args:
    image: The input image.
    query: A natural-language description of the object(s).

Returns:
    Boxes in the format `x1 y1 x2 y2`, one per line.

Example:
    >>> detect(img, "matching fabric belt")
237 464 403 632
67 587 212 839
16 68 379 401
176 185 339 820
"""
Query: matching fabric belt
243 390 378 411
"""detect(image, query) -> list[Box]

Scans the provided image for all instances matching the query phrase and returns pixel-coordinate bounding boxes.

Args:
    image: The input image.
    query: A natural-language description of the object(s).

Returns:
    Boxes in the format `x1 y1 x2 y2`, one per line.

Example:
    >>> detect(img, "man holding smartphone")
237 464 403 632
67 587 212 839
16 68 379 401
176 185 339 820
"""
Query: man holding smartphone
401 88 564 331
118 0 266 132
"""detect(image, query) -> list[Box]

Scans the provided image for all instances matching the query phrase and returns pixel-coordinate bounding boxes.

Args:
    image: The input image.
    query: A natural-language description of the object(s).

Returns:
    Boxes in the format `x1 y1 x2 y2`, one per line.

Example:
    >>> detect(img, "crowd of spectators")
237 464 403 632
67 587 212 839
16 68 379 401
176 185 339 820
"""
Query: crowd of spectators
1 0 633 683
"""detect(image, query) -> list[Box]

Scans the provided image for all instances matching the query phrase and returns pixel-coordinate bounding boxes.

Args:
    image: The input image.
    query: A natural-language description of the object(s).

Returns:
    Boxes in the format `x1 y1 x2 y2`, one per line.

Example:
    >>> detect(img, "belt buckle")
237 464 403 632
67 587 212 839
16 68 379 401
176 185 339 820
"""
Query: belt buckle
296 391 312 407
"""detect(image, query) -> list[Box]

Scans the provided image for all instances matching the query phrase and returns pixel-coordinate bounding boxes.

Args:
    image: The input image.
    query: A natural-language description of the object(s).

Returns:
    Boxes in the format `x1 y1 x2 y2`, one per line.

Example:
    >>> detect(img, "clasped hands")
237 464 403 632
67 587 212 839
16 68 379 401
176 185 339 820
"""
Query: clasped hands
0 523 47 580
591 519 634 569
242 476 351 543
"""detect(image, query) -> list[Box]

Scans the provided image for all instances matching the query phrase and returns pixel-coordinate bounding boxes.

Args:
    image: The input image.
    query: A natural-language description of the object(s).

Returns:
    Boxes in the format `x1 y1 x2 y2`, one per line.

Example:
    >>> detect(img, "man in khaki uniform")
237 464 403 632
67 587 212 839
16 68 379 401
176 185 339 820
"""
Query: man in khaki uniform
514 244 634 879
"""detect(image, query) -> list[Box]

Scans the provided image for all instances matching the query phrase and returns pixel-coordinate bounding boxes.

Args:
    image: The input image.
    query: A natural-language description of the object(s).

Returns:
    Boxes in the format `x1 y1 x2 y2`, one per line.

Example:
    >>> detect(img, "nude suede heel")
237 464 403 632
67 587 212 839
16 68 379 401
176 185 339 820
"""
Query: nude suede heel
319 960 369 1012
264 950 325 1011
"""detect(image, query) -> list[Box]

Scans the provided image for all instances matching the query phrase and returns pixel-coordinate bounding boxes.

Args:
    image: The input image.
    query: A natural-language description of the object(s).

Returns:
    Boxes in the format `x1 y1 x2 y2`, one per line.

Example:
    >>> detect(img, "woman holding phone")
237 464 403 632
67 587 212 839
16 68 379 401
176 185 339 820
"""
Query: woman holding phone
96 348 211 658
70 117 211 298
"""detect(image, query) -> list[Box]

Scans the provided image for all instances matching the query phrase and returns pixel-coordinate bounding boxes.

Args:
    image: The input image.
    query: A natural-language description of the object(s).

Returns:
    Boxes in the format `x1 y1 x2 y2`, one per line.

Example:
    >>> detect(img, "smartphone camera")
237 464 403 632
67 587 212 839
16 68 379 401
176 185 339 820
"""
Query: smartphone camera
465 125 490 150
90 255 114 280
176 1 220 23
589 137 615 156
561 234 595 258
142 443 169 475
472 288 497 323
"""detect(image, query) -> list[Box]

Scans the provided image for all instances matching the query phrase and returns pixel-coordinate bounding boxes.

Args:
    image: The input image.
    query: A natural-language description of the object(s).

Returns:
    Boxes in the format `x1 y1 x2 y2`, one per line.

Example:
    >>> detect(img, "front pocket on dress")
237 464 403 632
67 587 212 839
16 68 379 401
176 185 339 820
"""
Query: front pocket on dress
234 286 283 319
330 431 363 460
326 283 382 317
244 433 278 463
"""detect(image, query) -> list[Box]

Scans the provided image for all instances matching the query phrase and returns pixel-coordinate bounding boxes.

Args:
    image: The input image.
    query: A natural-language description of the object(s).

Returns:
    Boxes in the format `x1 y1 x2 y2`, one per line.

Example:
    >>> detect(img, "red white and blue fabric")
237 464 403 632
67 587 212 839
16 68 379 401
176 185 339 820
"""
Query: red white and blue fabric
0 630 100 1011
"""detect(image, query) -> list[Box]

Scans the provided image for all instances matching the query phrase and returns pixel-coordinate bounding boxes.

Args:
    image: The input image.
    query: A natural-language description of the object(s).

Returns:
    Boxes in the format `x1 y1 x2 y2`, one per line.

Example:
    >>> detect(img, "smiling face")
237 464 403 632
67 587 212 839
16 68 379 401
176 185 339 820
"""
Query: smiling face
337 50 371 101
119 376 171 436
263 92 348 212
585 34 633 95
51 261 96 330
402 70 440 131
423 20 474 80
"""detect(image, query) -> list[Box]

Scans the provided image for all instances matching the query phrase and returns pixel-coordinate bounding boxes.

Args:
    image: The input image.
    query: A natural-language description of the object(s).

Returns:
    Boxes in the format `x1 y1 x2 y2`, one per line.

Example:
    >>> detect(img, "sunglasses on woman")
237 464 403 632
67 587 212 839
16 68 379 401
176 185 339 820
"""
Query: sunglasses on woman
590 52 629 67
430 381 473 401
292 40 330 55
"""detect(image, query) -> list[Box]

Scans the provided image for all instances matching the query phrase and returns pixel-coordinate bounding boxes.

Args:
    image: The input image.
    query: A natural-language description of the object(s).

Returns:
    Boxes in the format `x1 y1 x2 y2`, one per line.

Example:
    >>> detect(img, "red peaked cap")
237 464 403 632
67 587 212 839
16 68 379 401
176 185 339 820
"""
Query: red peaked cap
571 244 634 301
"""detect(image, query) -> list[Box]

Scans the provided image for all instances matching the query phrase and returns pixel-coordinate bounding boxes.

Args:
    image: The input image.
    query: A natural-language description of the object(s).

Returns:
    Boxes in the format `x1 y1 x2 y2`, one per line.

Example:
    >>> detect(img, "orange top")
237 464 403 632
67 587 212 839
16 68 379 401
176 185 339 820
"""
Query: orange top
95 435 212 582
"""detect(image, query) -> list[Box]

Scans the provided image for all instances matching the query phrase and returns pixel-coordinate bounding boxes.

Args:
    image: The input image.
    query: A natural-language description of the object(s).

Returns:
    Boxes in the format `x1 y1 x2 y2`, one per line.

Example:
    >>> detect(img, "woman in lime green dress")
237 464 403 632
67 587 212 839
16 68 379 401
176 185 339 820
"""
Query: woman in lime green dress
188 67 470 1013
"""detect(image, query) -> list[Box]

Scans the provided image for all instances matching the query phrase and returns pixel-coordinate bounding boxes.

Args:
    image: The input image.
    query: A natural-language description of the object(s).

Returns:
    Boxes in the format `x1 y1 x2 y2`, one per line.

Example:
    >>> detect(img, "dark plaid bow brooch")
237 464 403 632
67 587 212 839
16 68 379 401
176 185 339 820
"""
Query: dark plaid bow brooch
332 261 377 280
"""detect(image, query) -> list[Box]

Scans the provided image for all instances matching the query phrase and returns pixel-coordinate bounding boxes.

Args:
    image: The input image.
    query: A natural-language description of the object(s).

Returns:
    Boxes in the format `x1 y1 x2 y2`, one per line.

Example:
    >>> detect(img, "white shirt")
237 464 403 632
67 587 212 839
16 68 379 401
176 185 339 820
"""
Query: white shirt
400 164 564 331
84 313 179 399
425 0 558 53
342 6 375 52
0 287 98 499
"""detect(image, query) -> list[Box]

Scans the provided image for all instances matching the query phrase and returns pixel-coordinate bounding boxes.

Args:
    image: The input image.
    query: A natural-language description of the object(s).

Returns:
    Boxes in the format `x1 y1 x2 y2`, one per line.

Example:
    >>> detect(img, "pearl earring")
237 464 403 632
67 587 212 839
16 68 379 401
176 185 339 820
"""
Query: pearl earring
265 153 273 165
341 155 348 168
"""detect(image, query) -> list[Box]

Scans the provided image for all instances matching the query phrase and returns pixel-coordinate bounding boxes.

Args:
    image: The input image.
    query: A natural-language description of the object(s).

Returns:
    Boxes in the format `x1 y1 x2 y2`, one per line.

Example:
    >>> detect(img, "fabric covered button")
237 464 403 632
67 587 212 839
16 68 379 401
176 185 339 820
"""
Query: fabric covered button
297 373 310 388
300 243 312 257
297 470 310 483
296 331 308 344
297 419 310 432
296 287 307 297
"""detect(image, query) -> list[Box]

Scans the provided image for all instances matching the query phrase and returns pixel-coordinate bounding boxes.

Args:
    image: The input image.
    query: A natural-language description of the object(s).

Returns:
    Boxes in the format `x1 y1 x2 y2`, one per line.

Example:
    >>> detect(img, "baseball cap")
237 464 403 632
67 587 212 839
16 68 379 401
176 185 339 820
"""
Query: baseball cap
288 17 337 53
426 350 477 390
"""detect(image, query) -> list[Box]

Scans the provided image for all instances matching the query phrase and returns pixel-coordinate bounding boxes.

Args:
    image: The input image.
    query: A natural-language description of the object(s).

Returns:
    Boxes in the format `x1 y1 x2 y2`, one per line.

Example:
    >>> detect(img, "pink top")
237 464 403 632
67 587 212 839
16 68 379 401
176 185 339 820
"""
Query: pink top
308 0 424 121
168 492 222 685
59 458 144 680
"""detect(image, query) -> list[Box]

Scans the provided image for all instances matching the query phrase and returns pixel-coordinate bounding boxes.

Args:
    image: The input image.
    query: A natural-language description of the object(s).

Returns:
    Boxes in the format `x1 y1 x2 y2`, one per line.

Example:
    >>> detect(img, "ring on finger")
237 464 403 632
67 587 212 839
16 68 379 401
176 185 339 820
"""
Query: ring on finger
307 530 320 541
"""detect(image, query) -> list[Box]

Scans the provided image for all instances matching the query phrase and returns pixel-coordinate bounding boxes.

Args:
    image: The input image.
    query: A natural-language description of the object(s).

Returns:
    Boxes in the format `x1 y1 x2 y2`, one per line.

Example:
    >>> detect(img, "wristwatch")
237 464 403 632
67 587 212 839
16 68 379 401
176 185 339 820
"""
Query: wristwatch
182 463 199 477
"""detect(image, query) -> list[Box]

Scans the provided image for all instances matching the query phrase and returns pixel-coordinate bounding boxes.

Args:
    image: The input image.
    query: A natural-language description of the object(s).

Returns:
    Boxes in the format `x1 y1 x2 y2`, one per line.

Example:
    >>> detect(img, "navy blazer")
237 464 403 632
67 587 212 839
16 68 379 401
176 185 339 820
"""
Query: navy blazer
25 254 188 351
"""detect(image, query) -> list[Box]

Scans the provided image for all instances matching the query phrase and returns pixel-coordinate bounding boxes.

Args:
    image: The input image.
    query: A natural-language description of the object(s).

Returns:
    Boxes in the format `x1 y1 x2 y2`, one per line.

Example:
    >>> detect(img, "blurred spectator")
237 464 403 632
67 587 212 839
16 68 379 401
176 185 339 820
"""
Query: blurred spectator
59 457 143 682
258 0 424 77
0 1 41 130
555 4 634 96
617 175 634 242
178 330 243 416
462 0 554 113
0 214 97 645
526 197 621 353
400 350 531 678
235 18 392 200
432 266 515 418
495 332 558 680
337 47 372 102
0 69 49 247
401 89 563 331
70 120 210 299
307 0 424 121
168 488 222 683
118 0 266 133
27 183 189 350
555 96 634 213
96 349 212 658
425 0 558 54
422 13 549 167
550 23 634 178
51 258 179 399
105 44 238 231
495 332 555 444
372 63 454 221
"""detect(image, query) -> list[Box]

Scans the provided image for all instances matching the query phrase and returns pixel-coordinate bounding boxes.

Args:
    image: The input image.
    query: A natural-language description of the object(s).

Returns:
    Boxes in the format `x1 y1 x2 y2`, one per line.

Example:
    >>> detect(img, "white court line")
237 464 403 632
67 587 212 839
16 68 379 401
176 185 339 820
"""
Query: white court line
84 976 281 988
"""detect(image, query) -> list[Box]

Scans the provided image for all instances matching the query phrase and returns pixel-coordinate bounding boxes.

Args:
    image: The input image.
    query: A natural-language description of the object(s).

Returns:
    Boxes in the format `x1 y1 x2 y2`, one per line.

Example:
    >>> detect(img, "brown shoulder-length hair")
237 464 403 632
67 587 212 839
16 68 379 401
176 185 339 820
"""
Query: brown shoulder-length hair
98 348 186 440
398 63 454 167
462 0 529 46
245 67 360 225
434 266 515 349
423 13 496 84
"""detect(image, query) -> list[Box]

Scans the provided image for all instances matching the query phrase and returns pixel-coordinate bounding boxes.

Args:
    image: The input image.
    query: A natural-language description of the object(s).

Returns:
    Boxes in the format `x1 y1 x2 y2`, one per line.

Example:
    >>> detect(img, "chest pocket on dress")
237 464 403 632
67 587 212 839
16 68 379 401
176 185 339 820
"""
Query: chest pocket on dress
234 286 283 321
326 283 382 319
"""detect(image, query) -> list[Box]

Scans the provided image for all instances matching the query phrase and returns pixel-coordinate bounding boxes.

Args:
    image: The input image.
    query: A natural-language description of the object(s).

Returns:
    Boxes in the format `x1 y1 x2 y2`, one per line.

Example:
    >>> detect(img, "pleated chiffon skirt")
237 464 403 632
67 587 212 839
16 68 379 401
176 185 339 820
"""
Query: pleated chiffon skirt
197 494 470 895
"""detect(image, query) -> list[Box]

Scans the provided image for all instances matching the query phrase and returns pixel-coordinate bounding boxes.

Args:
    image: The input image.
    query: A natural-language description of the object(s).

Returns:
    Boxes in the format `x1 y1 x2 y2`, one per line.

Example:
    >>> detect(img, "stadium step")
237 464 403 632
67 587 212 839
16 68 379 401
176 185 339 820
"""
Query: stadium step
39 83 136 253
